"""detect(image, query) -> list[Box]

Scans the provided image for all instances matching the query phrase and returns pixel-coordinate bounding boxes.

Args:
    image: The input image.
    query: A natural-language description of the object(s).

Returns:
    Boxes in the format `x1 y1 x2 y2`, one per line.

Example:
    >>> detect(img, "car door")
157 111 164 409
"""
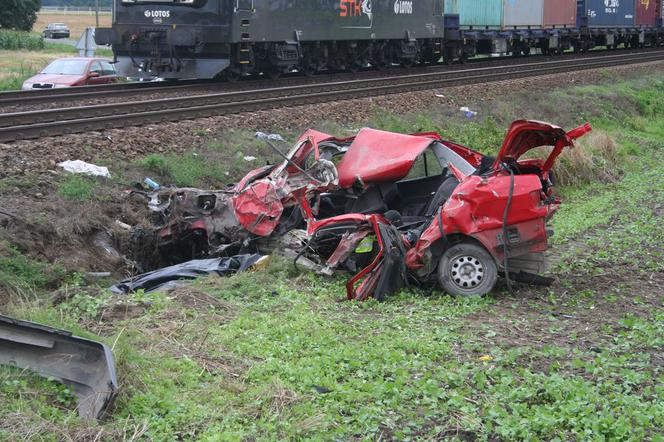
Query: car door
100 61 118 84
86 61 105 85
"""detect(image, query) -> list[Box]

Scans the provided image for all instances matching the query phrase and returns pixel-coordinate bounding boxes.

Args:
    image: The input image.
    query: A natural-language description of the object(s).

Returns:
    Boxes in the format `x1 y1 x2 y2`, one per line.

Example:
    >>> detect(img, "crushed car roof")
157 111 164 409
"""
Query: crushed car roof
336 128 435 187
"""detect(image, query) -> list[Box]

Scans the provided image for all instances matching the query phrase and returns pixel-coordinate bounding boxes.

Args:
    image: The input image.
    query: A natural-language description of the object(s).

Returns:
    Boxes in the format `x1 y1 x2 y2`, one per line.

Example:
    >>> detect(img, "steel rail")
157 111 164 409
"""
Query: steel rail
1 51 662 143
1 50 660 129
0 47 659 108
0 79 209 106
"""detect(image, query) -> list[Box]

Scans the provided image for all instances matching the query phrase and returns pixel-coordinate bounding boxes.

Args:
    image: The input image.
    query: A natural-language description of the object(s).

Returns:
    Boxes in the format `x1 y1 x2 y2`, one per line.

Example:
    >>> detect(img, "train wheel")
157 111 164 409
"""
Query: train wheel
401 59 415 68
301 63 317 77
348 62 362 73
267 68 282 80
374 59 389 71
224 69 242 83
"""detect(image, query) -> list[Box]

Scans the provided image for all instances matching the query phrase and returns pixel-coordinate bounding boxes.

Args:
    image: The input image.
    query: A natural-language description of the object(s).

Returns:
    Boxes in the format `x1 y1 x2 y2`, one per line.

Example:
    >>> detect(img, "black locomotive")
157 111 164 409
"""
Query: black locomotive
95 0 445 80
95 0 663 81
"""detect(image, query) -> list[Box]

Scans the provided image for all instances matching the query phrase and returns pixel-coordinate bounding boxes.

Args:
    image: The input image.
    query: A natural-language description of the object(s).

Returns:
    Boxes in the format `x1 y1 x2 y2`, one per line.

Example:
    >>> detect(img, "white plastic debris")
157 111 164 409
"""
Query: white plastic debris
58 160 110 178
459 107 478 118
255 132 285 142
114 220 132 231
244 156 257 162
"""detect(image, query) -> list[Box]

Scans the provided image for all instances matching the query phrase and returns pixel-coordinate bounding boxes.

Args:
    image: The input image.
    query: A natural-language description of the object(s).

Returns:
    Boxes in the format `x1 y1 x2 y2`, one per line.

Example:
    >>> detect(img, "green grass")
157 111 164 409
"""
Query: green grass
0 30 44 51
56 174 98 201
2 69 664 440
136 134 267 187
137 152 232 188
0 242 66 293
0 31 114 91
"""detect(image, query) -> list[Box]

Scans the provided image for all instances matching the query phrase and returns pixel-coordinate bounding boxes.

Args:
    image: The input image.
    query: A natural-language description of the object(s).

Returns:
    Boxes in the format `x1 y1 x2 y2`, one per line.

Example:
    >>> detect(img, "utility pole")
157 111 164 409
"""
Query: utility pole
95 0 100 28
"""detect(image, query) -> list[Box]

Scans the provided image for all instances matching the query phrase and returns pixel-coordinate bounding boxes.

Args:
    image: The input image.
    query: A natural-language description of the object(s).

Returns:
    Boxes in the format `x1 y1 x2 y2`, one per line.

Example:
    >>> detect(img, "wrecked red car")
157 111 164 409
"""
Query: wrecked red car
135 120 591 300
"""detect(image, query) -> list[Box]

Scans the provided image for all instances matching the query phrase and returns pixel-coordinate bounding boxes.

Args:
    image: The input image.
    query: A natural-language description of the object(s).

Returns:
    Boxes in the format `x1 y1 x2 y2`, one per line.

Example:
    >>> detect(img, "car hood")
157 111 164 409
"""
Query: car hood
493 120 592 168
336 128 434 188
25 73 83 85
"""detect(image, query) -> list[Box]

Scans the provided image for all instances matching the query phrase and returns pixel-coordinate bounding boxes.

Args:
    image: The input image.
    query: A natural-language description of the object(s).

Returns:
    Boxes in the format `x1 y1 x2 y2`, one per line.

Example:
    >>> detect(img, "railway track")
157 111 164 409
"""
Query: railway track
0 47 656 110
1 50 663 143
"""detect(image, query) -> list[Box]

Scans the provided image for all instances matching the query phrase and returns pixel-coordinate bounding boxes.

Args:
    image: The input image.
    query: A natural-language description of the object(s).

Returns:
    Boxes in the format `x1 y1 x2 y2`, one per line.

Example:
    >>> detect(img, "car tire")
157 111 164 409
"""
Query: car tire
437 242 498 297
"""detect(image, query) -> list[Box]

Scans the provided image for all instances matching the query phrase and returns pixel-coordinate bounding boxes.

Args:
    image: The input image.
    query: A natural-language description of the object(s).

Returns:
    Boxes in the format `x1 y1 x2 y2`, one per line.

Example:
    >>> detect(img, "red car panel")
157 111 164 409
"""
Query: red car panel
405 174 552 270
336 128 434 187
22 58 118 90
493 120 591 169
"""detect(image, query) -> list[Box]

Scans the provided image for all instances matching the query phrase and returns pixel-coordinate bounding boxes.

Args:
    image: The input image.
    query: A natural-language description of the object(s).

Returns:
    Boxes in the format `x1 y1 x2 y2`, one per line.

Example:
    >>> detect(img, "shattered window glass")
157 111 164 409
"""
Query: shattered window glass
404 149 444 180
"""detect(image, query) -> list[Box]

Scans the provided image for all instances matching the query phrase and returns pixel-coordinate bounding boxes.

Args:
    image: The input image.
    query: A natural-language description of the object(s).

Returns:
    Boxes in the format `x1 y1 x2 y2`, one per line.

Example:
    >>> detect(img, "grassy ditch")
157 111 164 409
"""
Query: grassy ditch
0 72 663 440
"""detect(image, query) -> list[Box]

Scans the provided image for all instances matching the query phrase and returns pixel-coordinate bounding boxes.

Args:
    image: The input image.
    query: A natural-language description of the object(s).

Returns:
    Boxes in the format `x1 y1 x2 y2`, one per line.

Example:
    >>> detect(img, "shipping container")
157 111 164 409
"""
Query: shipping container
581 0 636 27
503 0 544 28
635 0 659 25
543 0 577 27
444 0 502 29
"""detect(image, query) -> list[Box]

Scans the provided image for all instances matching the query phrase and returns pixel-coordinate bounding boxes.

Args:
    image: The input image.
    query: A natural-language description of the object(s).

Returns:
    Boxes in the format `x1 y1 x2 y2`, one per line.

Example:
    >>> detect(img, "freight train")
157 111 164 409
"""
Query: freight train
95 0 664 80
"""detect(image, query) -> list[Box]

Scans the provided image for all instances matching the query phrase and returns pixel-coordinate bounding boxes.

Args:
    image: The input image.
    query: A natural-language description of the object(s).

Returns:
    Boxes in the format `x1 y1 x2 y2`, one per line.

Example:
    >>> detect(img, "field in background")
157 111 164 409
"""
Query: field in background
0 48 77 91
0 42 114 91
0 10 115 92
34 11 112 39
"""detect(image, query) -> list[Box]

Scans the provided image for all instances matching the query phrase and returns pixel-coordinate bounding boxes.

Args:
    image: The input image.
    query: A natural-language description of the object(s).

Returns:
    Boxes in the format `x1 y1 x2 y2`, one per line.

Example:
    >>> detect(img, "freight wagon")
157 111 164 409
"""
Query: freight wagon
445 0 663 61
96 0 664 80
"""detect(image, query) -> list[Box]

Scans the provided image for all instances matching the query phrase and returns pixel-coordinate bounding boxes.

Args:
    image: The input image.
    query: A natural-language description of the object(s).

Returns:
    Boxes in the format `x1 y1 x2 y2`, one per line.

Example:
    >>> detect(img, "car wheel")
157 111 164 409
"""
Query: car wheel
437 242 497 297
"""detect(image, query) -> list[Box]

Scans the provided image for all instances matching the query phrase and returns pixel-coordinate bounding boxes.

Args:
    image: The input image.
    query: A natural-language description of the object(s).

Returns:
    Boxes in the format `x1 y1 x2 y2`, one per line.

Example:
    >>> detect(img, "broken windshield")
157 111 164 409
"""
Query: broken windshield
432 142 477 177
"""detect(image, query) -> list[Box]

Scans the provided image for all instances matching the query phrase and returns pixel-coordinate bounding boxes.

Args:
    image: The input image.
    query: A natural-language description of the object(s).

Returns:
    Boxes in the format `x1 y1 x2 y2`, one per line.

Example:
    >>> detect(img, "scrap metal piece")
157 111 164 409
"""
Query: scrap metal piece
110 254 264 294
0 315 118 421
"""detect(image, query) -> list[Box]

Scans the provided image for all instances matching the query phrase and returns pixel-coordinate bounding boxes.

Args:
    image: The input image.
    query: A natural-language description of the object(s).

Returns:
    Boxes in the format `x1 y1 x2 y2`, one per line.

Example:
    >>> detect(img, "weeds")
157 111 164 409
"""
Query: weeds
137 152 230 187
56 175 97 201
0 31 44 51
0 242 65 292
137 148 253 187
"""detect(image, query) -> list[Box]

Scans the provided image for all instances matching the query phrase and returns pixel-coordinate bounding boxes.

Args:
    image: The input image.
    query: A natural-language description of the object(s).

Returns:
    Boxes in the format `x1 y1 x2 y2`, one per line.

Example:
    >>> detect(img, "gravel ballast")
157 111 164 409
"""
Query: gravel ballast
2 60 663 179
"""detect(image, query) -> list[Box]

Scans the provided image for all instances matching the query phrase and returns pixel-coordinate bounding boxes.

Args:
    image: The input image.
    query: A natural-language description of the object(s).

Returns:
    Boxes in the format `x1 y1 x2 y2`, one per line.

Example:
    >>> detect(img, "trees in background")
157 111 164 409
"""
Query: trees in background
0 0 42 31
